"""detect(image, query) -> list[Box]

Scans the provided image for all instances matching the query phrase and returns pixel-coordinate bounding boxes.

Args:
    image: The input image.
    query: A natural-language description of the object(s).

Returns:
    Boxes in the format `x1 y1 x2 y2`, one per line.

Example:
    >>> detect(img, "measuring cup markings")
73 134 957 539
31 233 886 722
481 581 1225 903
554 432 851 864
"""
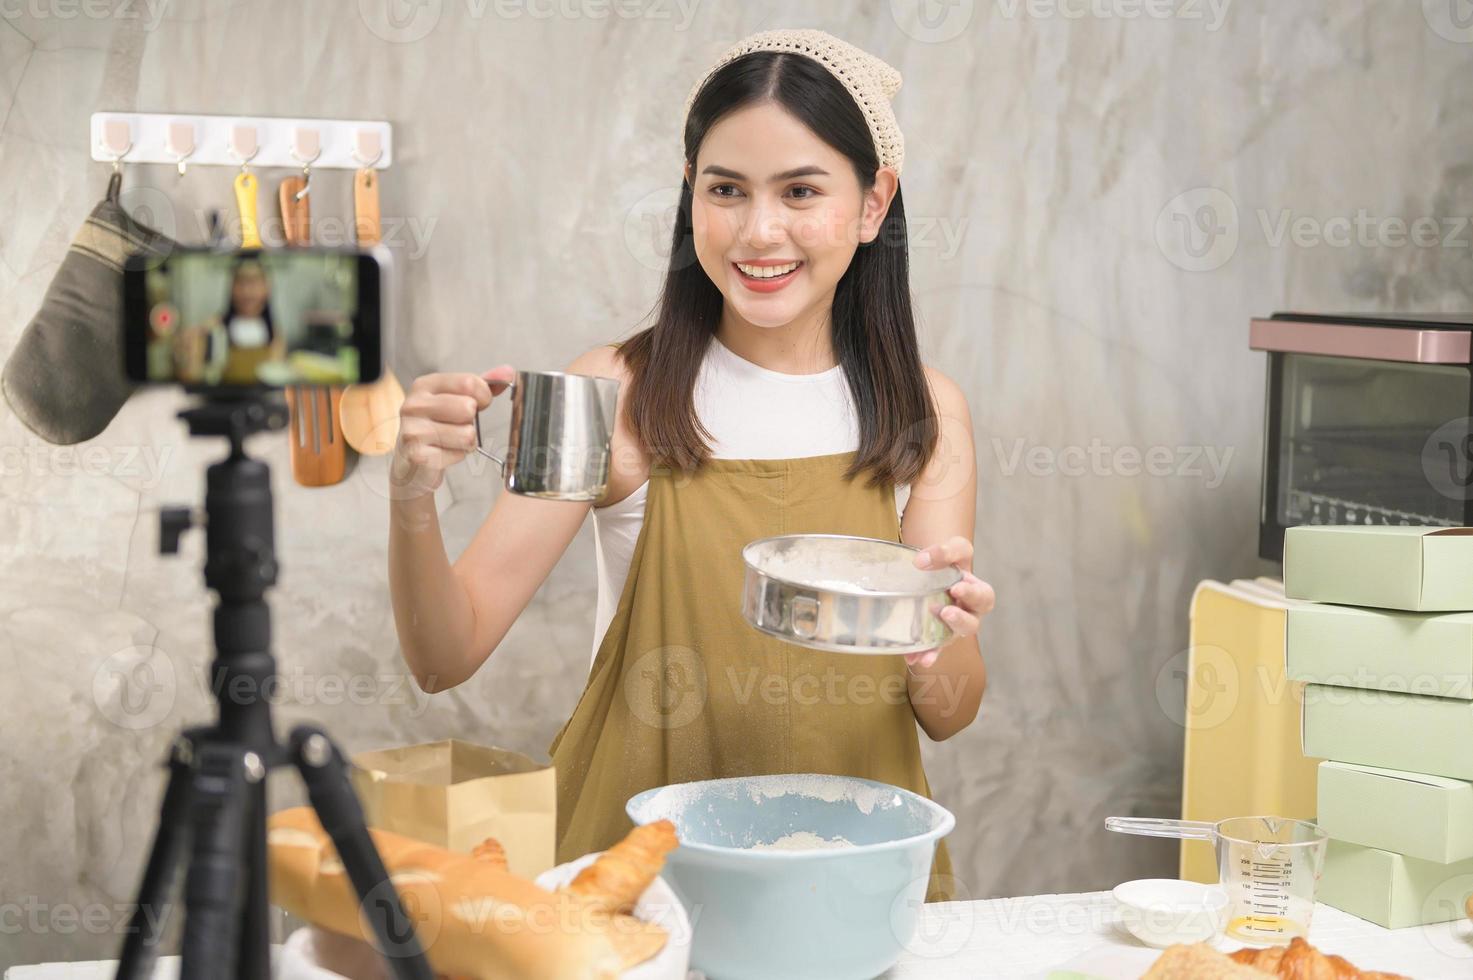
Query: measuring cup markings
1105 815 1328 946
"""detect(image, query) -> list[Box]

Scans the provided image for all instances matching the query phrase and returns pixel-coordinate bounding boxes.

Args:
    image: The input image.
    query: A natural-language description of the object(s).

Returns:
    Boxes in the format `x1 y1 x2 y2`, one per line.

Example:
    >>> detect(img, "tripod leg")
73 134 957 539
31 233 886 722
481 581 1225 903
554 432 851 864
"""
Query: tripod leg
236 779 272 980
178 739 258 979
115 731 203 980
289 726 437 980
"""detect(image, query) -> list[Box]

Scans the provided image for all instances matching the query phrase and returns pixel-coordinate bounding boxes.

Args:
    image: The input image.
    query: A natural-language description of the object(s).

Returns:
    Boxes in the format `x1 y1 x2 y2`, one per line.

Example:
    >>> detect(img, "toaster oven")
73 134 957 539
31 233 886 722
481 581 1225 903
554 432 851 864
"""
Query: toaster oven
1252 312 1473 561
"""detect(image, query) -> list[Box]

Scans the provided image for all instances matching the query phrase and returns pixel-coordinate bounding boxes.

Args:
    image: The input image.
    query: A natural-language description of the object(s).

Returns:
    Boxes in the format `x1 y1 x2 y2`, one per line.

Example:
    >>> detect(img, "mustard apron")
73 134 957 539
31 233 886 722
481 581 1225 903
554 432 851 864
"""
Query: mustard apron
547 450 955 902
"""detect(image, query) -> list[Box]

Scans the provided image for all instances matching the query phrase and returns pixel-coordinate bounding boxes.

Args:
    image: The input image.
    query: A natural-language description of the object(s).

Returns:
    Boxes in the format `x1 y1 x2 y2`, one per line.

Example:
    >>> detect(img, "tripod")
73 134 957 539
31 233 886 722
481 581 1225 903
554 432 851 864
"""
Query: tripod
114 394 435 980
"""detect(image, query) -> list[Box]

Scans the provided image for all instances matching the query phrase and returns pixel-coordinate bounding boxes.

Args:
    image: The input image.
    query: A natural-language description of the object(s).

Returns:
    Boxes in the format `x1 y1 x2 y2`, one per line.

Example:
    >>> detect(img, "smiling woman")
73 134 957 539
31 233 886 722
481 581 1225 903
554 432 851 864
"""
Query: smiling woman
387 29 990 907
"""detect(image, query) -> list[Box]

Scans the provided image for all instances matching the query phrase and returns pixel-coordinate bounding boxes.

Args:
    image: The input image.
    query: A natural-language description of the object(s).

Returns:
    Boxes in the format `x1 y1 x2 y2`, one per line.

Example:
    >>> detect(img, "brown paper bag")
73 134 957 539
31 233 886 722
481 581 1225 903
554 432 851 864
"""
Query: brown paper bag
350 739 556 879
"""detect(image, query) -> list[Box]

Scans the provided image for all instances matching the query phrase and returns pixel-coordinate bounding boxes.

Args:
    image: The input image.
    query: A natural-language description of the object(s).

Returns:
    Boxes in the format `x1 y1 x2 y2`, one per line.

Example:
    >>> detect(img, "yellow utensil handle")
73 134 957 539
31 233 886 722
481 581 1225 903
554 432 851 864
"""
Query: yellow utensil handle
234 171 261 248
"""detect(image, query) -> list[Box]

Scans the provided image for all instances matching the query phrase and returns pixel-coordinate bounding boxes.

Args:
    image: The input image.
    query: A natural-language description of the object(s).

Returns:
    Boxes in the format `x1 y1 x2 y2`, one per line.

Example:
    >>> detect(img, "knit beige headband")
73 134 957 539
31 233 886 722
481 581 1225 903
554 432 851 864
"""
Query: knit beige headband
682 28 906 177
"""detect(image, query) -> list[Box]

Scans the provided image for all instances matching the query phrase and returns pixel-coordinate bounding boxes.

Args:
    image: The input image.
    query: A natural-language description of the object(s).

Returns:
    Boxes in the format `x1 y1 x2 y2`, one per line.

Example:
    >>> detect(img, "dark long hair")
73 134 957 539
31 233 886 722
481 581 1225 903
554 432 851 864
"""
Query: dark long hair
618 49 938 488
224 257 274 343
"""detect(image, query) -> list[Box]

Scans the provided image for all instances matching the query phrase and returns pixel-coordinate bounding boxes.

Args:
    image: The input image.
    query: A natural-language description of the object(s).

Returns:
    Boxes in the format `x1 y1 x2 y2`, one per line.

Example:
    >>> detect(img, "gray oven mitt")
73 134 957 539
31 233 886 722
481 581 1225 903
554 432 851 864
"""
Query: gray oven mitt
2 171 176 445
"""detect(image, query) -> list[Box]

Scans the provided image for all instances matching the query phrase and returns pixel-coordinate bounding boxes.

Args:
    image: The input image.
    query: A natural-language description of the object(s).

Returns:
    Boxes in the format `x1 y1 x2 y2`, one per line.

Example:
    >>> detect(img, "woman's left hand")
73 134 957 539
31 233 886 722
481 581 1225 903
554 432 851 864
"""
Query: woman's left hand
904 536 994 669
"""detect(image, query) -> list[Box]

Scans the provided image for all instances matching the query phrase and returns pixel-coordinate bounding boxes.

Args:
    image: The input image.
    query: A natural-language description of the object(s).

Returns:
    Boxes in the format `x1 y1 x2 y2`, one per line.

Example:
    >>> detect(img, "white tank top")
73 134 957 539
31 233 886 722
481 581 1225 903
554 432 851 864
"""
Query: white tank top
589 336 911 666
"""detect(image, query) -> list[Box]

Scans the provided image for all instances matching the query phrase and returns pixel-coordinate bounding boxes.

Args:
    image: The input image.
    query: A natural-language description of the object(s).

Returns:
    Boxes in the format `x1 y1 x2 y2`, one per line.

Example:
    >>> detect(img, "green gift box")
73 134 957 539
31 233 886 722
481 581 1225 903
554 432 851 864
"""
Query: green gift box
1283 526 1473 611
1318 761 1473 864
1286 604 1473 699
1318 839 1473 929
1301 683 1473 780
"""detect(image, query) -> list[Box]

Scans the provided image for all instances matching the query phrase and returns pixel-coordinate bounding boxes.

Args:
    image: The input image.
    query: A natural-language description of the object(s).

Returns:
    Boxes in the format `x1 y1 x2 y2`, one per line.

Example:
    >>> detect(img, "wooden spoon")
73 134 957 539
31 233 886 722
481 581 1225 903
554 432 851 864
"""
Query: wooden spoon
279 174 348 487
339 167 405 455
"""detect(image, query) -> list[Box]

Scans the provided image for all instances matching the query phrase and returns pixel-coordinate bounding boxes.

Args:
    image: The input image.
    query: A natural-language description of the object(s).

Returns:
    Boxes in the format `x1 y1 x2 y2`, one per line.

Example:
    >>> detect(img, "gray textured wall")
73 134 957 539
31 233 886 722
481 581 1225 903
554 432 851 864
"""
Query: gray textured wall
1 0 1470 969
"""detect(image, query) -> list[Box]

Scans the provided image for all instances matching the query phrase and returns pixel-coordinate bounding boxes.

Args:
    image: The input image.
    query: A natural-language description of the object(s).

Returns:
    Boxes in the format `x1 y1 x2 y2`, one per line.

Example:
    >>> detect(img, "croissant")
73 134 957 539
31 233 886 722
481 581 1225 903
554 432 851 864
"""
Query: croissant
1228 937 1409 979
564 820 680 915
1142 943 1276 978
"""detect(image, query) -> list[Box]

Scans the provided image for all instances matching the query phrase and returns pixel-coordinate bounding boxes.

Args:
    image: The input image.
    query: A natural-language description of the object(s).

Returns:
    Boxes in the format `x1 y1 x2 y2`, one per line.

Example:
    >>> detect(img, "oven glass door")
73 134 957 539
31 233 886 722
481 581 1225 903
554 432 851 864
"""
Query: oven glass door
1275 353 1472 533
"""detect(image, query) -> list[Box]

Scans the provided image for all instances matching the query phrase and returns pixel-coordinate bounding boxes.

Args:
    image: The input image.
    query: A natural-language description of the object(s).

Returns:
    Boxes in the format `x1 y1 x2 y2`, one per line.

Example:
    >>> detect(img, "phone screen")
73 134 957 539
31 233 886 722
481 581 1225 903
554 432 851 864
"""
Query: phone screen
124 247 382 387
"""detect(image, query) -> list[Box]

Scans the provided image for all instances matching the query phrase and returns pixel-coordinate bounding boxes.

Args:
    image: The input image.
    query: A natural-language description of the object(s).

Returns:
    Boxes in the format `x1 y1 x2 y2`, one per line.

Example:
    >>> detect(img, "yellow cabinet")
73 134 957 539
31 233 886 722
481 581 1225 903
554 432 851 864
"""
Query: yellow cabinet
1179 578 1321 882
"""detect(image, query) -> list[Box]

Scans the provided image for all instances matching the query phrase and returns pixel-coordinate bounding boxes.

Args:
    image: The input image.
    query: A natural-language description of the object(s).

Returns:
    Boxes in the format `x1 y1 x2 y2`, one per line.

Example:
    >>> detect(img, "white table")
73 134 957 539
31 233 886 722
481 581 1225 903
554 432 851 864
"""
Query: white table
883 891 1473 979
8 892 1472 979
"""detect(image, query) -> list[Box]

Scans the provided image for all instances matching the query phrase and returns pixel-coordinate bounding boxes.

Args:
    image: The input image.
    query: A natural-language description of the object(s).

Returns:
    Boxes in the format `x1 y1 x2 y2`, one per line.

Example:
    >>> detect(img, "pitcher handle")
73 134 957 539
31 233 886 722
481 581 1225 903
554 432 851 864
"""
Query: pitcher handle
1105 816 1218 841
473 378 517 467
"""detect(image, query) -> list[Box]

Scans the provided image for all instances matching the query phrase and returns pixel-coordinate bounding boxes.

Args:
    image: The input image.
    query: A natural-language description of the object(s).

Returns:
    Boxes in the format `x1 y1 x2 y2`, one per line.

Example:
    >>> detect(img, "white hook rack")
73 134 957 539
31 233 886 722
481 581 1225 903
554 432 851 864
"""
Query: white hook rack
90 112 393 171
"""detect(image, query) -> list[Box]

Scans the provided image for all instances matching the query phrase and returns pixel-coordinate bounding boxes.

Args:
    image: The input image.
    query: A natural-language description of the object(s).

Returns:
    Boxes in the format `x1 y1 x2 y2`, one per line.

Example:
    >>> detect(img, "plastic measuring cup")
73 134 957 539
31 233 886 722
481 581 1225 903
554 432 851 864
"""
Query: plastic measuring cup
1105 815 1328 945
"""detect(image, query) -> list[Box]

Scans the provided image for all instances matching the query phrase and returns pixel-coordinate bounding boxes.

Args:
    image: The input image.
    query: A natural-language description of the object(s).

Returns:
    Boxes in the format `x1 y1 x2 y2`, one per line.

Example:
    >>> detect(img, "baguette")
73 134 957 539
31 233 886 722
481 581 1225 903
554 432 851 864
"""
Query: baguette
267 807 661 979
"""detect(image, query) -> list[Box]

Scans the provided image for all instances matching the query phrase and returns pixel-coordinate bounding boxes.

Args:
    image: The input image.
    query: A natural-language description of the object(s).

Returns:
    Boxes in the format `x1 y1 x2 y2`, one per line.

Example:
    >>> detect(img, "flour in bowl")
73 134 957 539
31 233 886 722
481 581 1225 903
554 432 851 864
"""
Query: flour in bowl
746 830 857 851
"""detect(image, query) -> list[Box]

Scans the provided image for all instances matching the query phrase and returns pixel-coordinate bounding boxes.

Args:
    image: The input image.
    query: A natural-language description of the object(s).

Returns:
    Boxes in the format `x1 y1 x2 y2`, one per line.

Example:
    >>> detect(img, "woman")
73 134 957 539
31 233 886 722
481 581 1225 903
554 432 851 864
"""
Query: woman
214 257 284 385
387 29 993 902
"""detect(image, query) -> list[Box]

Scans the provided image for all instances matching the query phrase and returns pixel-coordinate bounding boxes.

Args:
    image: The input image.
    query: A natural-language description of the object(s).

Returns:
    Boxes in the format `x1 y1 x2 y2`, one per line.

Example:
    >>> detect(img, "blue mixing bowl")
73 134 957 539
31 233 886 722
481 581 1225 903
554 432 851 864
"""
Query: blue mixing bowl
625 773 955 980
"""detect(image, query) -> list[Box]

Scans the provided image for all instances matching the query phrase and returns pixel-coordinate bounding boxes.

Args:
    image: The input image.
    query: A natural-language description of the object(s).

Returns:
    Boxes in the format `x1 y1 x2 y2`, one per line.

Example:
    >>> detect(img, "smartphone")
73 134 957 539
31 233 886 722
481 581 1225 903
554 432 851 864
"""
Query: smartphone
123 246 384 387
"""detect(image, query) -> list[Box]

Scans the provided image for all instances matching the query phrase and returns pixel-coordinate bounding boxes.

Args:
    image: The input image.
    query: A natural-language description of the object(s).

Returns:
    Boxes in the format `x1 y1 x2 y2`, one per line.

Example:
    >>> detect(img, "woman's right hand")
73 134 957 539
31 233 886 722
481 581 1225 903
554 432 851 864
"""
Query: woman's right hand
390 365 516 497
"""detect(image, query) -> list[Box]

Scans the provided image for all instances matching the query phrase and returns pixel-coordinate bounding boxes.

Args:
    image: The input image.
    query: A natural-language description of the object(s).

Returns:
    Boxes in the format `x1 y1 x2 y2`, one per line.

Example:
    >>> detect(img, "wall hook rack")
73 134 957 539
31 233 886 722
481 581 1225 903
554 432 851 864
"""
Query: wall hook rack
91 112 394 172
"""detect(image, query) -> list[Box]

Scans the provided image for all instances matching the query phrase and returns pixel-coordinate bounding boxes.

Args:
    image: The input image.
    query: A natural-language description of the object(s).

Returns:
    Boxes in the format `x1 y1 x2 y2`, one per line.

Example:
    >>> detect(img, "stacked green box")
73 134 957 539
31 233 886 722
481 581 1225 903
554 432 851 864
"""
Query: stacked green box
1283 525 1473 928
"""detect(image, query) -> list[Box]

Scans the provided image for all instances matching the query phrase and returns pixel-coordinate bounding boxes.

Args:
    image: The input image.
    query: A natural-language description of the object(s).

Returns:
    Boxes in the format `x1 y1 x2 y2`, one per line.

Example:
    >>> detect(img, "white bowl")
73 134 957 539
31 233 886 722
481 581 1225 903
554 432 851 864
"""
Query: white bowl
1112 878 1229 948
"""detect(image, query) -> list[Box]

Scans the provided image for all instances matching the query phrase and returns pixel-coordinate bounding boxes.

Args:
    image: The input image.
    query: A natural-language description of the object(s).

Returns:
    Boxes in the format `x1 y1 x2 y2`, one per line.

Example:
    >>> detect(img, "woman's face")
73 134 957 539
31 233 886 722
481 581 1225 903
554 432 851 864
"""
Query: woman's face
231 265 269 316
686 102 896 330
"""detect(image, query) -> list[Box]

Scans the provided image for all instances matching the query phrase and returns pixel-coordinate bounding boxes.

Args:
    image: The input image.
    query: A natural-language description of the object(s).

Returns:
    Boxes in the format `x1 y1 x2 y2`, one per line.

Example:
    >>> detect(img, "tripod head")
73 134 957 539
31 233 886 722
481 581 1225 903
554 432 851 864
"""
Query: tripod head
178 390 289 446
159 392 287 556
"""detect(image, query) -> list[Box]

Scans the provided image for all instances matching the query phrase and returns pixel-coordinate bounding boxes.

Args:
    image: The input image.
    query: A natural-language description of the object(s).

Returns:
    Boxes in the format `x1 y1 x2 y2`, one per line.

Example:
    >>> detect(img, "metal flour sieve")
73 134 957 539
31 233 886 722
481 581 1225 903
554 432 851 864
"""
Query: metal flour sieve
740 534 961 655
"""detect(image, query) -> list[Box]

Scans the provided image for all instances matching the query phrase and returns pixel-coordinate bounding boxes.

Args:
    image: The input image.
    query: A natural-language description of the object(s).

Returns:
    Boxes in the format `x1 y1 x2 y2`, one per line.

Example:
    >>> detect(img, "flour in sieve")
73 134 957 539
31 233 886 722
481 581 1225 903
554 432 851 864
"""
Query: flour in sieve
752 538 952 593
758 552 891 592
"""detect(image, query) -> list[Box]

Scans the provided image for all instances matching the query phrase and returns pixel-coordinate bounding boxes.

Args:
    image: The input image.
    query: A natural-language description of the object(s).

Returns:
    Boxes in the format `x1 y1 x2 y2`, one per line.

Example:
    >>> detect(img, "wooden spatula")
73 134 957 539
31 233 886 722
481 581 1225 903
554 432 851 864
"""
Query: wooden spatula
279 174 348 487
339 167 405 456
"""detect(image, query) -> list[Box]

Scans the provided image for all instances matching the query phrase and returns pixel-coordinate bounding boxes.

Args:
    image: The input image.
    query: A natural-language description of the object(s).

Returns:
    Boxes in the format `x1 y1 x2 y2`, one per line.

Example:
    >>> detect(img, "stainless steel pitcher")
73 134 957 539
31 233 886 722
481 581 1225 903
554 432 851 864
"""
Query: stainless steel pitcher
473 369 619 501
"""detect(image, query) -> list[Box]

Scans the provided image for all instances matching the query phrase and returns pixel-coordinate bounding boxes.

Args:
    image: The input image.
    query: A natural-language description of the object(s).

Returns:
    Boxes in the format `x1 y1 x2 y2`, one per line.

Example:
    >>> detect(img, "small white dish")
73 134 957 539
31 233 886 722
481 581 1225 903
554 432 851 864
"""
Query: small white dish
1112 878 1229 948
